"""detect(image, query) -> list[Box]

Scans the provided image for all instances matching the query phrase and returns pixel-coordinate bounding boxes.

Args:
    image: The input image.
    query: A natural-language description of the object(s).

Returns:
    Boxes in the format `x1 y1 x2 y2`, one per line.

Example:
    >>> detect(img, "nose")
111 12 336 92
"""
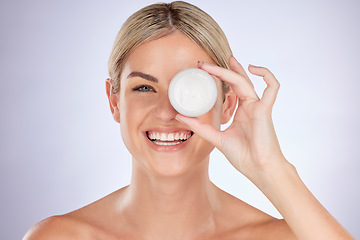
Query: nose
154 92 178 122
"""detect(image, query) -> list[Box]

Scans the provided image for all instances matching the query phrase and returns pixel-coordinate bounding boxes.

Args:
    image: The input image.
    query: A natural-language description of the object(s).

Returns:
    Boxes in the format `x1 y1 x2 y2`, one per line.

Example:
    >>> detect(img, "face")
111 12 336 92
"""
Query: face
108 31 233 177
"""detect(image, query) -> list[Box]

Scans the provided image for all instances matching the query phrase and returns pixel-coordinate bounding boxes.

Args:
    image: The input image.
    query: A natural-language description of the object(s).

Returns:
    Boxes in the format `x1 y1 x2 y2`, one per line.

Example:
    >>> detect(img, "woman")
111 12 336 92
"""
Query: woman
24 1 354 239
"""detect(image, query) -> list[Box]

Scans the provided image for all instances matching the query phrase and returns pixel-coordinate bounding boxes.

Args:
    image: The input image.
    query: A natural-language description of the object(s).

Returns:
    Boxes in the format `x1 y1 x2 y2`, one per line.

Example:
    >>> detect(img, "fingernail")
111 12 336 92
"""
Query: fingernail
198 61 215 68
249 64 258 67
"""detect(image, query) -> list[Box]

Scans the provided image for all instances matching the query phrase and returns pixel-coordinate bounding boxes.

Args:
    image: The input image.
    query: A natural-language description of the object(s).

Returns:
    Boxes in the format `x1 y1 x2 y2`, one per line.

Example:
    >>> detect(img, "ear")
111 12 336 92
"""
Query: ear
221 88 238 124
106 78 120 123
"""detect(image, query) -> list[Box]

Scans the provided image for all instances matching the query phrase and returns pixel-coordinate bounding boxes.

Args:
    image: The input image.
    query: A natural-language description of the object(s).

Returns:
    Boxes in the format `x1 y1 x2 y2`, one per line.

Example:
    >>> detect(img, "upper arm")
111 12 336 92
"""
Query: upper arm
23 216 78 240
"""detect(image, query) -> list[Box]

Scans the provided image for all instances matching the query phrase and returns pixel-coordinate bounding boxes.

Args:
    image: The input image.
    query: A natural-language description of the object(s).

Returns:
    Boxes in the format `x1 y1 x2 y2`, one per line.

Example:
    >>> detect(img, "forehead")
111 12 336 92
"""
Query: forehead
121 31 216 81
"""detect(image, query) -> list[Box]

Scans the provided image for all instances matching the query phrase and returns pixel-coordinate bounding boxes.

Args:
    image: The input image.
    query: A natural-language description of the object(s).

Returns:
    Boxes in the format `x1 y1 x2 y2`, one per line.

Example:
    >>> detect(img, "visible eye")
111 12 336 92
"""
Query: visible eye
132 85 156 93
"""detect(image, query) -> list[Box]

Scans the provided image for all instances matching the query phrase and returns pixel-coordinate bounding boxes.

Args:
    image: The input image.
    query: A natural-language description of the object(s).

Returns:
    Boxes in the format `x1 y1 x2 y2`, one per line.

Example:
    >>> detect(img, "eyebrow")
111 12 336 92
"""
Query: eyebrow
127 72 158 83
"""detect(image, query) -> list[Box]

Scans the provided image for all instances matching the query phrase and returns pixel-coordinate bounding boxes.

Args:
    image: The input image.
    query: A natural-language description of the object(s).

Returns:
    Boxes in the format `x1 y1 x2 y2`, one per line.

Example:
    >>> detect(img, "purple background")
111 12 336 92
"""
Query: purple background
1 0 359 239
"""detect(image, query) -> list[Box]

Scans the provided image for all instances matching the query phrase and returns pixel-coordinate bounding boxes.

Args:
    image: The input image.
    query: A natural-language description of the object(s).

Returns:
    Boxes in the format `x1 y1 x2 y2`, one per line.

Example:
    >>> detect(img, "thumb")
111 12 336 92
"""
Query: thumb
175 114 223 149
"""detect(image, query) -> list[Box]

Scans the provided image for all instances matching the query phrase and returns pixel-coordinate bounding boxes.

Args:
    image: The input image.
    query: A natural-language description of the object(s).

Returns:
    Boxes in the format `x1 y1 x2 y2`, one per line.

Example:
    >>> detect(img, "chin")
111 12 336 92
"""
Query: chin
133 150 211 179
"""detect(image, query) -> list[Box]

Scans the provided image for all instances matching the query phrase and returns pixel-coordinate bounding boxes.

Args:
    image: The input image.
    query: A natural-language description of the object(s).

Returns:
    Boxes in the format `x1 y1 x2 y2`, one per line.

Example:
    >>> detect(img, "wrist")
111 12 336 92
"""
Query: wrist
249 157 298 194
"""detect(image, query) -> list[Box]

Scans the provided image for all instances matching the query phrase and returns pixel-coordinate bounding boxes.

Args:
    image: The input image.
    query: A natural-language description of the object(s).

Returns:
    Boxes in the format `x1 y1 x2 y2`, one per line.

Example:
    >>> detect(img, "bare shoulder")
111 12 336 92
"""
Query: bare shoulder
252 218 297 240
225 210 296 239
215 187 296 239
22 215 84 240
23 187 128 240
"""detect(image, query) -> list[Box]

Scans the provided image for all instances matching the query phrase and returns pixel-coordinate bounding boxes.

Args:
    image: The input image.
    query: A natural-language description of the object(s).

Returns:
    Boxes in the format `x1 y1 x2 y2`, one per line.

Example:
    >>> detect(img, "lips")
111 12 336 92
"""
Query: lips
146 130 194 146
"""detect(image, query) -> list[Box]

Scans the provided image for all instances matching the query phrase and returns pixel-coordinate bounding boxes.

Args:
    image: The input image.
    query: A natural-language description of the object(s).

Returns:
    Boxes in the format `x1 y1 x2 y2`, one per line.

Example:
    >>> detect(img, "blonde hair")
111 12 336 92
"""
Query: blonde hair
108 1 232 94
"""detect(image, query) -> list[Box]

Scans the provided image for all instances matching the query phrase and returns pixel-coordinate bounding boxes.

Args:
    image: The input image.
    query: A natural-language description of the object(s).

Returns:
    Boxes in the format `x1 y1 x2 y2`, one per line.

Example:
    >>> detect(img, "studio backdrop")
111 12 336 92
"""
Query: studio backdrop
0 0 359 239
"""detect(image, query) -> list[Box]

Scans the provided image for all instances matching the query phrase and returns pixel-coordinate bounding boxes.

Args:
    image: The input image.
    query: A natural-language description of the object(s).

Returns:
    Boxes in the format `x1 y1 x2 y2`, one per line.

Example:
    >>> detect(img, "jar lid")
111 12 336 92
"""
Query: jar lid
169 68 218 117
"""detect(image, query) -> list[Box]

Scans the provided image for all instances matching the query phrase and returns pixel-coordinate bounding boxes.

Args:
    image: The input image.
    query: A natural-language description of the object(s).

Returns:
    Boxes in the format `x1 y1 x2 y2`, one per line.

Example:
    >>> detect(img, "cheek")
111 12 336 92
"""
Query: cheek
121 99 145 122
120 92 159 128
119 96 154 153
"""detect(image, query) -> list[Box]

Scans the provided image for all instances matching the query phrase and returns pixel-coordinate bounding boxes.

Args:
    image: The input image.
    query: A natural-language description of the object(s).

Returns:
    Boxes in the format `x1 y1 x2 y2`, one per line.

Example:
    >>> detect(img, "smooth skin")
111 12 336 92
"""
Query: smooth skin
23 31 354 240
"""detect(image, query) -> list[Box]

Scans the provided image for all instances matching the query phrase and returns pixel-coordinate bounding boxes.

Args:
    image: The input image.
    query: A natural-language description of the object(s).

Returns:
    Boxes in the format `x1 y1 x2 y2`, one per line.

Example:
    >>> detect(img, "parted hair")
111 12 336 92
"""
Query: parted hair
108 1 232 94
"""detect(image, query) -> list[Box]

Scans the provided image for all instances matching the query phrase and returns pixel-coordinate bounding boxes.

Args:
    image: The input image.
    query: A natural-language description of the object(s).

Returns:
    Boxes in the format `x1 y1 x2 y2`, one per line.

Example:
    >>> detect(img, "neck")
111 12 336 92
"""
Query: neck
119 157 221 239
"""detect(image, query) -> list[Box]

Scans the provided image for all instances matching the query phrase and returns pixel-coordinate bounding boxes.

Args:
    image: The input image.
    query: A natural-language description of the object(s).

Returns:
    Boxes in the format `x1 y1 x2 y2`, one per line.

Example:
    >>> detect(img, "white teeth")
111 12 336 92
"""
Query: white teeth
180 133 185 140
174 132 180 140
147 131 192 142
160 133 167 140
154 141 182 146
168 133 174 141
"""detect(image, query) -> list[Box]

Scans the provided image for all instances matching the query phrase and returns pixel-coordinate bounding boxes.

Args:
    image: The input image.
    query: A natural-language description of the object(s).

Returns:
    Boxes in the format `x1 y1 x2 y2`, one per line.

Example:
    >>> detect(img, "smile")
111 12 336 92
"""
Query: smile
146 130 194 146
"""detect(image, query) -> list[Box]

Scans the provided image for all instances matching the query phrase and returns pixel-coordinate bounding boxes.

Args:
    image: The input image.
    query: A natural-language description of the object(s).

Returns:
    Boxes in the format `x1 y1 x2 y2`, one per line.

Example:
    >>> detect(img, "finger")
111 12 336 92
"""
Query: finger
248 65 280 107
198 61 259 101
175 114 224 149
229 56 253 87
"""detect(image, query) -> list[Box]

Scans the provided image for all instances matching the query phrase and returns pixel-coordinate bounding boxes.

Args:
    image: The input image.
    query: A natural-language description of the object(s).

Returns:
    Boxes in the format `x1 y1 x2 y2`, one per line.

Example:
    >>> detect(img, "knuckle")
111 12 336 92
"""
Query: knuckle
274 80 280 89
